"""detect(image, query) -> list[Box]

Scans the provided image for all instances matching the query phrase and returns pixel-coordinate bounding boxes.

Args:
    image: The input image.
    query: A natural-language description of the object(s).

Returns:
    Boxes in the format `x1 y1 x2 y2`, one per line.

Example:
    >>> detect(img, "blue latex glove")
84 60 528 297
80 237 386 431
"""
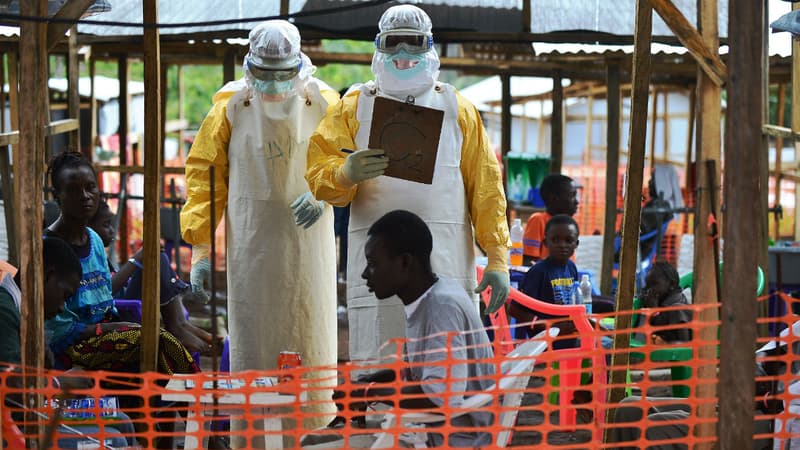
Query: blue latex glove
475 271 510 314
190 256 211 302
290 192 325 229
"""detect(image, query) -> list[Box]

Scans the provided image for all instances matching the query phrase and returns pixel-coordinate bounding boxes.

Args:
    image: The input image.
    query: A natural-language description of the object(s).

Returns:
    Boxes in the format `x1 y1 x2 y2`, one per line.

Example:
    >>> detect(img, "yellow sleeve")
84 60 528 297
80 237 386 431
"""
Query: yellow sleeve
180 94 232 246
319 87 340 107
305 90 362 207
455 89 510 273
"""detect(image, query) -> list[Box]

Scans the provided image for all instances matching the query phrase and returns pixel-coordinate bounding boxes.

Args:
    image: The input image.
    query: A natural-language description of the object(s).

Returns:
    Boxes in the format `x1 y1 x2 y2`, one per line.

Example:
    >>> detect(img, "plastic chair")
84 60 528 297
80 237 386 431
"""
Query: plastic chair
678 263 765 296
626 263 764 397
370 329 556 449
475 266 605 429
613 218 673 293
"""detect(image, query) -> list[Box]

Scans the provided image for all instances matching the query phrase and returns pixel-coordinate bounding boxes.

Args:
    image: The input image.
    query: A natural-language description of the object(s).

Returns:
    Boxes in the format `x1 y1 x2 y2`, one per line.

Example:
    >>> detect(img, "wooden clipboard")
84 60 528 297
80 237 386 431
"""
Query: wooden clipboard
368 96 443 184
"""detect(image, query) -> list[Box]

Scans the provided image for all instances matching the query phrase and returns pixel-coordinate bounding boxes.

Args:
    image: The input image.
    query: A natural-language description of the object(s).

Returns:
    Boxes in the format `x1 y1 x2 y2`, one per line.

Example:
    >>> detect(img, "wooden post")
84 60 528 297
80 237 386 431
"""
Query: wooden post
501 72 511 213
550 71 563 173
584 95 594 166
140 0 162 372
89 57 97 162
604 0 651 424
793 2 800 241
774 84 786 240
18 0 47 432
649 88 659 173
177 65 185 160
719 0 763 446
117 56 130 262
0 52 16 266
684 86 695 234
601 62 621 296
223 51 236 84
692 0 722 445
663 90 669 161
160 63 168 166
67 26 80 153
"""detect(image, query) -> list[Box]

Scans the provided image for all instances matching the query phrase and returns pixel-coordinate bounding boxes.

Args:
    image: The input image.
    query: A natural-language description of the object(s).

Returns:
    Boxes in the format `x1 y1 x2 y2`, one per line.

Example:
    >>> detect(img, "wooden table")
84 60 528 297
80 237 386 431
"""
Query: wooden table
161 376 297 449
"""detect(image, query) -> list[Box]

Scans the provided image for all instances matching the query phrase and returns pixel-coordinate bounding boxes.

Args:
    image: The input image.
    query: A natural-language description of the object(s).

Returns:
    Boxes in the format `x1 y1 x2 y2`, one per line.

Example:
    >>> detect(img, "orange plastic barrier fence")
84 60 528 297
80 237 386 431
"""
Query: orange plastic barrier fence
3 292 800 448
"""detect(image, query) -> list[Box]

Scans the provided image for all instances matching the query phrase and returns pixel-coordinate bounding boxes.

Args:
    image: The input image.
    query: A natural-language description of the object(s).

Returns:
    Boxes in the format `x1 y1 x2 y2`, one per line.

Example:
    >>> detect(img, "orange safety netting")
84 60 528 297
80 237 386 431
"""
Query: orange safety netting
3 292 800 449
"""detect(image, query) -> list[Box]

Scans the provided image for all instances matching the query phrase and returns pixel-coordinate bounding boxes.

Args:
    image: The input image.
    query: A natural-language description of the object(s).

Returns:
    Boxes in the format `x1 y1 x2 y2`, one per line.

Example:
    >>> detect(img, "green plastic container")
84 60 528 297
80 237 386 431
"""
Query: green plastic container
504 153 551 204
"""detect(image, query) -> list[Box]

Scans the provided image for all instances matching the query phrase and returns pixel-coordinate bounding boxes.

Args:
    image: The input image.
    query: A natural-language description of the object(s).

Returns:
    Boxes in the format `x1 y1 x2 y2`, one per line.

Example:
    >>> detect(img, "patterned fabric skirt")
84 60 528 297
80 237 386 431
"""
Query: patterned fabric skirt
62 326 200 374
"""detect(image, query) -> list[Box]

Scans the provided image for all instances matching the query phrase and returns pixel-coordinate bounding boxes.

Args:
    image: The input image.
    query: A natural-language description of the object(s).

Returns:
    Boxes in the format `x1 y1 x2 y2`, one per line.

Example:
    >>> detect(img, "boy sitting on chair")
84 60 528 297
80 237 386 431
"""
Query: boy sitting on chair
328 210 496 448
510 214 581 349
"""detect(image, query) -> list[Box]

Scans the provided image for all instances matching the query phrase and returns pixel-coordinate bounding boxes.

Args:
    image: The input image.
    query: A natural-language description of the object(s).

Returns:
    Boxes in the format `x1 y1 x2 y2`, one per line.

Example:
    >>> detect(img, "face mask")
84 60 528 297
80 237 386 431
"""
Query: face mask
383 50 427 81
253 79 293 96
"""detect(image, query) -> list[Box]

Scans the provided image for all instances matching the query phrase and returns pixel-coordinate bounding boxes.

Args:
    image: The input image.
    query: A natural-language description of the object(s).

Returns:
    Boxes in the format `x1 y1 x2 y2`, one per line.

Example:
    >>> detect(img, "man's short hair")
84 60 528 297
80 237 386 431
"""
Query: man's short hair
545 214 580 236
540 174 574 200
43 237 81 279
367 210 432 264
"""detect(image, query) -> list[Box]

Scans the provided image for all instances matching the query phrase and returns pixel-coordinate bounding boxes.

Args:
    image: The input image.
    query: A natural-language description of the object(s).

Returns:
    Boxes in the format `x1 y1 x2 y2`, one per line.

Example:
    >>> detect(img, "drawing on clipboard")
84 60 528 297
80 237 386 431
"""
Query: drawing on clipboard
368 96 443 184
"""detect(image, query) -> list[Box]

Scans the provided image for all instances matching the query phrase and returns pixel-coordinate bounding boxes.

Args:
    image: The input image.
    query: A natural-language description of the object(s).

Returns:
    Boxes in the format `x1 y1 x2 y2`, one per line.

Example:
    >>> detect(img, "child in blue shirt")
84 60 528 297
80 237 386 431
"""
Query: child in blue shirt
509 214 580 349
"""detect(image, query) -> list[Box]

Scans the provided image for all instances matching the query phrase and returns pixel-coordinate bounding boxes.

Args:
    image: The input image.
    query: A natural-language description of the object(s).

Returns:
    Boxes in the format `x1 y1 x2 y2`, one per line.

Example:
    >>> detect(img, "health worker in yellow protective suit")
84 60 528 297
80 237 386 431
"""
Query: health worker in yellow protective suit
180 20 337 432
306 5 510 363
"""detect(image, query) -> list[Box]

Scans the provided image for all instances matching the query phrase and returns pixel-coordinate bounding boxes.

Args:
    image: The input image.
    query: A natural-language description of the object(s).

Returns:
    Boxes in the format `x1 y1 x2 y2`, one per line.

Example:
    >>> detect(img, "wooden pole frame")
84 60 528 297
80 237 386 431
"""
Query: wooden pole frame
718 0 763 445
692 0 722 445
18 0 47 439
550 71 563 173
604 0 651 422
601 62 621 295
140 0 163 372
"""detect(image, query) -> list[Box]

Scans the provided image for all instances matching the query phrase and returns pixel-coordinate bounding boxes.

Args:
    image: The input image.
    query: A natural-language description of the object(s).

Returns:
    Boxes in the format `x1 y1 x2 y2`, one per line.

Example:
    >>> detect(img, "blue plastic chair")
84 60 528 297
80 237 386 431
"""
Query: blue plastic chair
613 218 673 293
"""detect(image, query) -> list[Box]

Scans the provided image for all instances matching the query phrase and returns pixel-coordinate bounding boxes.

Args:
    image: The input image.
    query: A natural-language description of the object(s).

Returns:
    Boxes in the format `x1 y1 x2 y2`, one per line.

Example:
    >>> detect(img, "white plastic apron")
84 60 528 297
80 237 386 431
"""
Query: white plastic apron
347 81 477 362
225 80 337 432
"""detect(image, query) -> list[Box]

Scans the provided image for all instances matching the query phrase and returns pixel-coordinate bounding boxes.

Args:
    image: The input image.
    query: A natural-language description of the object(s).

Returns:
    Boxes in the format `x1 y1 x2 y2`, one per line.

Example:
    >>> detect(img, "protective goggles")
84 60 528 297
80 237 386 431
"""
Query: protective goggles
374 29 433 54
246 56 301 82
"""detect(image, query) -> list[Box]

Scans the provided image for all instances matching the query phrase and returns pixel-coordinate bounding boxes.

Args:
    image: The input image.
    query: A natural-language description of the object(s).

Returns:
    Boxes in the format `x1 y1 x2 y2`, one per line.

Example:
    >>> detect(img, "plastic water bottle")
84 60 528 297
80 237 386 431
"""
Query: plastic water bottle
579 274 593 314
509 218 524 266
570 281 580 305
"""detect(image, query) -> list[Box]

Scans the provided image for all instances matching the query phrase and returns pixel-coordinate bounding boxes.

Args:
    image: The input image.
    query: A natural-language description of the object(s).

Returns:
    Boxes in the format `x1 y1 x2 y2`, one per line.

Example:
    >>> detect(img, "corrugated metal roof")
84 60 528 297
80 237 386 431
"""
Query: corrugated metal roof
78 0 283 36
73 0 730 40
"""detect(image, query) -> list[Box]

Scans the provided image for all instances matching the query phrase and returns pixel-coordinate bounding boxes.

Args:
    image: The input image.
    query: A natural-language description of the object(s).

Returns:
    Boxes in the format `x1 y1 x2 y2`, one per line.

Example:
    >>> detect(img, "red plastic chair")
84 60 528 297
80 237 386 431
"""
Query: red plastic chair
475 266 606 431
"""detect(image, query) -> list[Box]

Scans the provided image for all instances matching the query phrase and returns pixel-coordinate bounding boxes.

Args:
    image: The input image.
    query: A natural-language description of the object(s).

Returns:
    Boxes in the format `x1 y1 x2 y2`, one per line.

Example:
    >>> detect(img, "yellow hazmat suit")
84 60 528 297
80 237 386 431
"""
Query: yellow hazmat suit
181 21 338 432
306 81 509 361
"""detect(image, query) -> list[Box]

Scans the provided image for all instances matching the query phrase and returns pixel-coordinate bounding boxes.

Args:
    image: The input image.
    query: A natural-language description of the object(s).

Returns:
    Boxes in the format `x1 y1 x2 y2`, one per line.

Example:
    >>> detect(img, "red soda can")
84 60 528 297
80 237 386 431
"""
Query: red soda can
277 351 301 383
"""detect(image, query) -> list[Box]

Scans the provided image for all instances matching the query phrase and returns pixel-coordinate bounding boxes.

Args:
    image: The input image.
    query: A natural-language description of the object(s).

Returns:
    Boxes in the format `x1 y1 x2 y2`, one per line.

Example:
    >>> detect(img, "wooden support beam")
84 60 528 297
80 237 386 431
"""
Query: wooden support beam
140 0 162 373
601 63 621 296
774 84 787 240
88 57 97 162
794 2 800 241
0 119 79 146
223 51 236 84
605 0 651 423
67 27 80 153
763 124 800 140
719 0 763 446
118 55 130 262
0 52 15 267
647 0 727 86
649 88 659 172
501 73 512 216
46 0 94 51
6 51 18 266
95 165 185 175
684 86 695 234
692 0 722 445
550 71 563 173
18 0 47 432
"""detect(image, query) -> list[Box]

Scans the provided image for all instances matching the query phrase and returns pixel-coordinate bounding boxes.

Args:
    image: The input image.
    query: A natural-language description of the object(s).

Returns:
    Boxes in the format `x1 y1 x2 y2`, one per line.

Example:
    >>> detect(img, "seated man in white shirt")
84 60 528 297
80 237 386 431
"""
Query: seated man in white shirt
338 209 496 447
